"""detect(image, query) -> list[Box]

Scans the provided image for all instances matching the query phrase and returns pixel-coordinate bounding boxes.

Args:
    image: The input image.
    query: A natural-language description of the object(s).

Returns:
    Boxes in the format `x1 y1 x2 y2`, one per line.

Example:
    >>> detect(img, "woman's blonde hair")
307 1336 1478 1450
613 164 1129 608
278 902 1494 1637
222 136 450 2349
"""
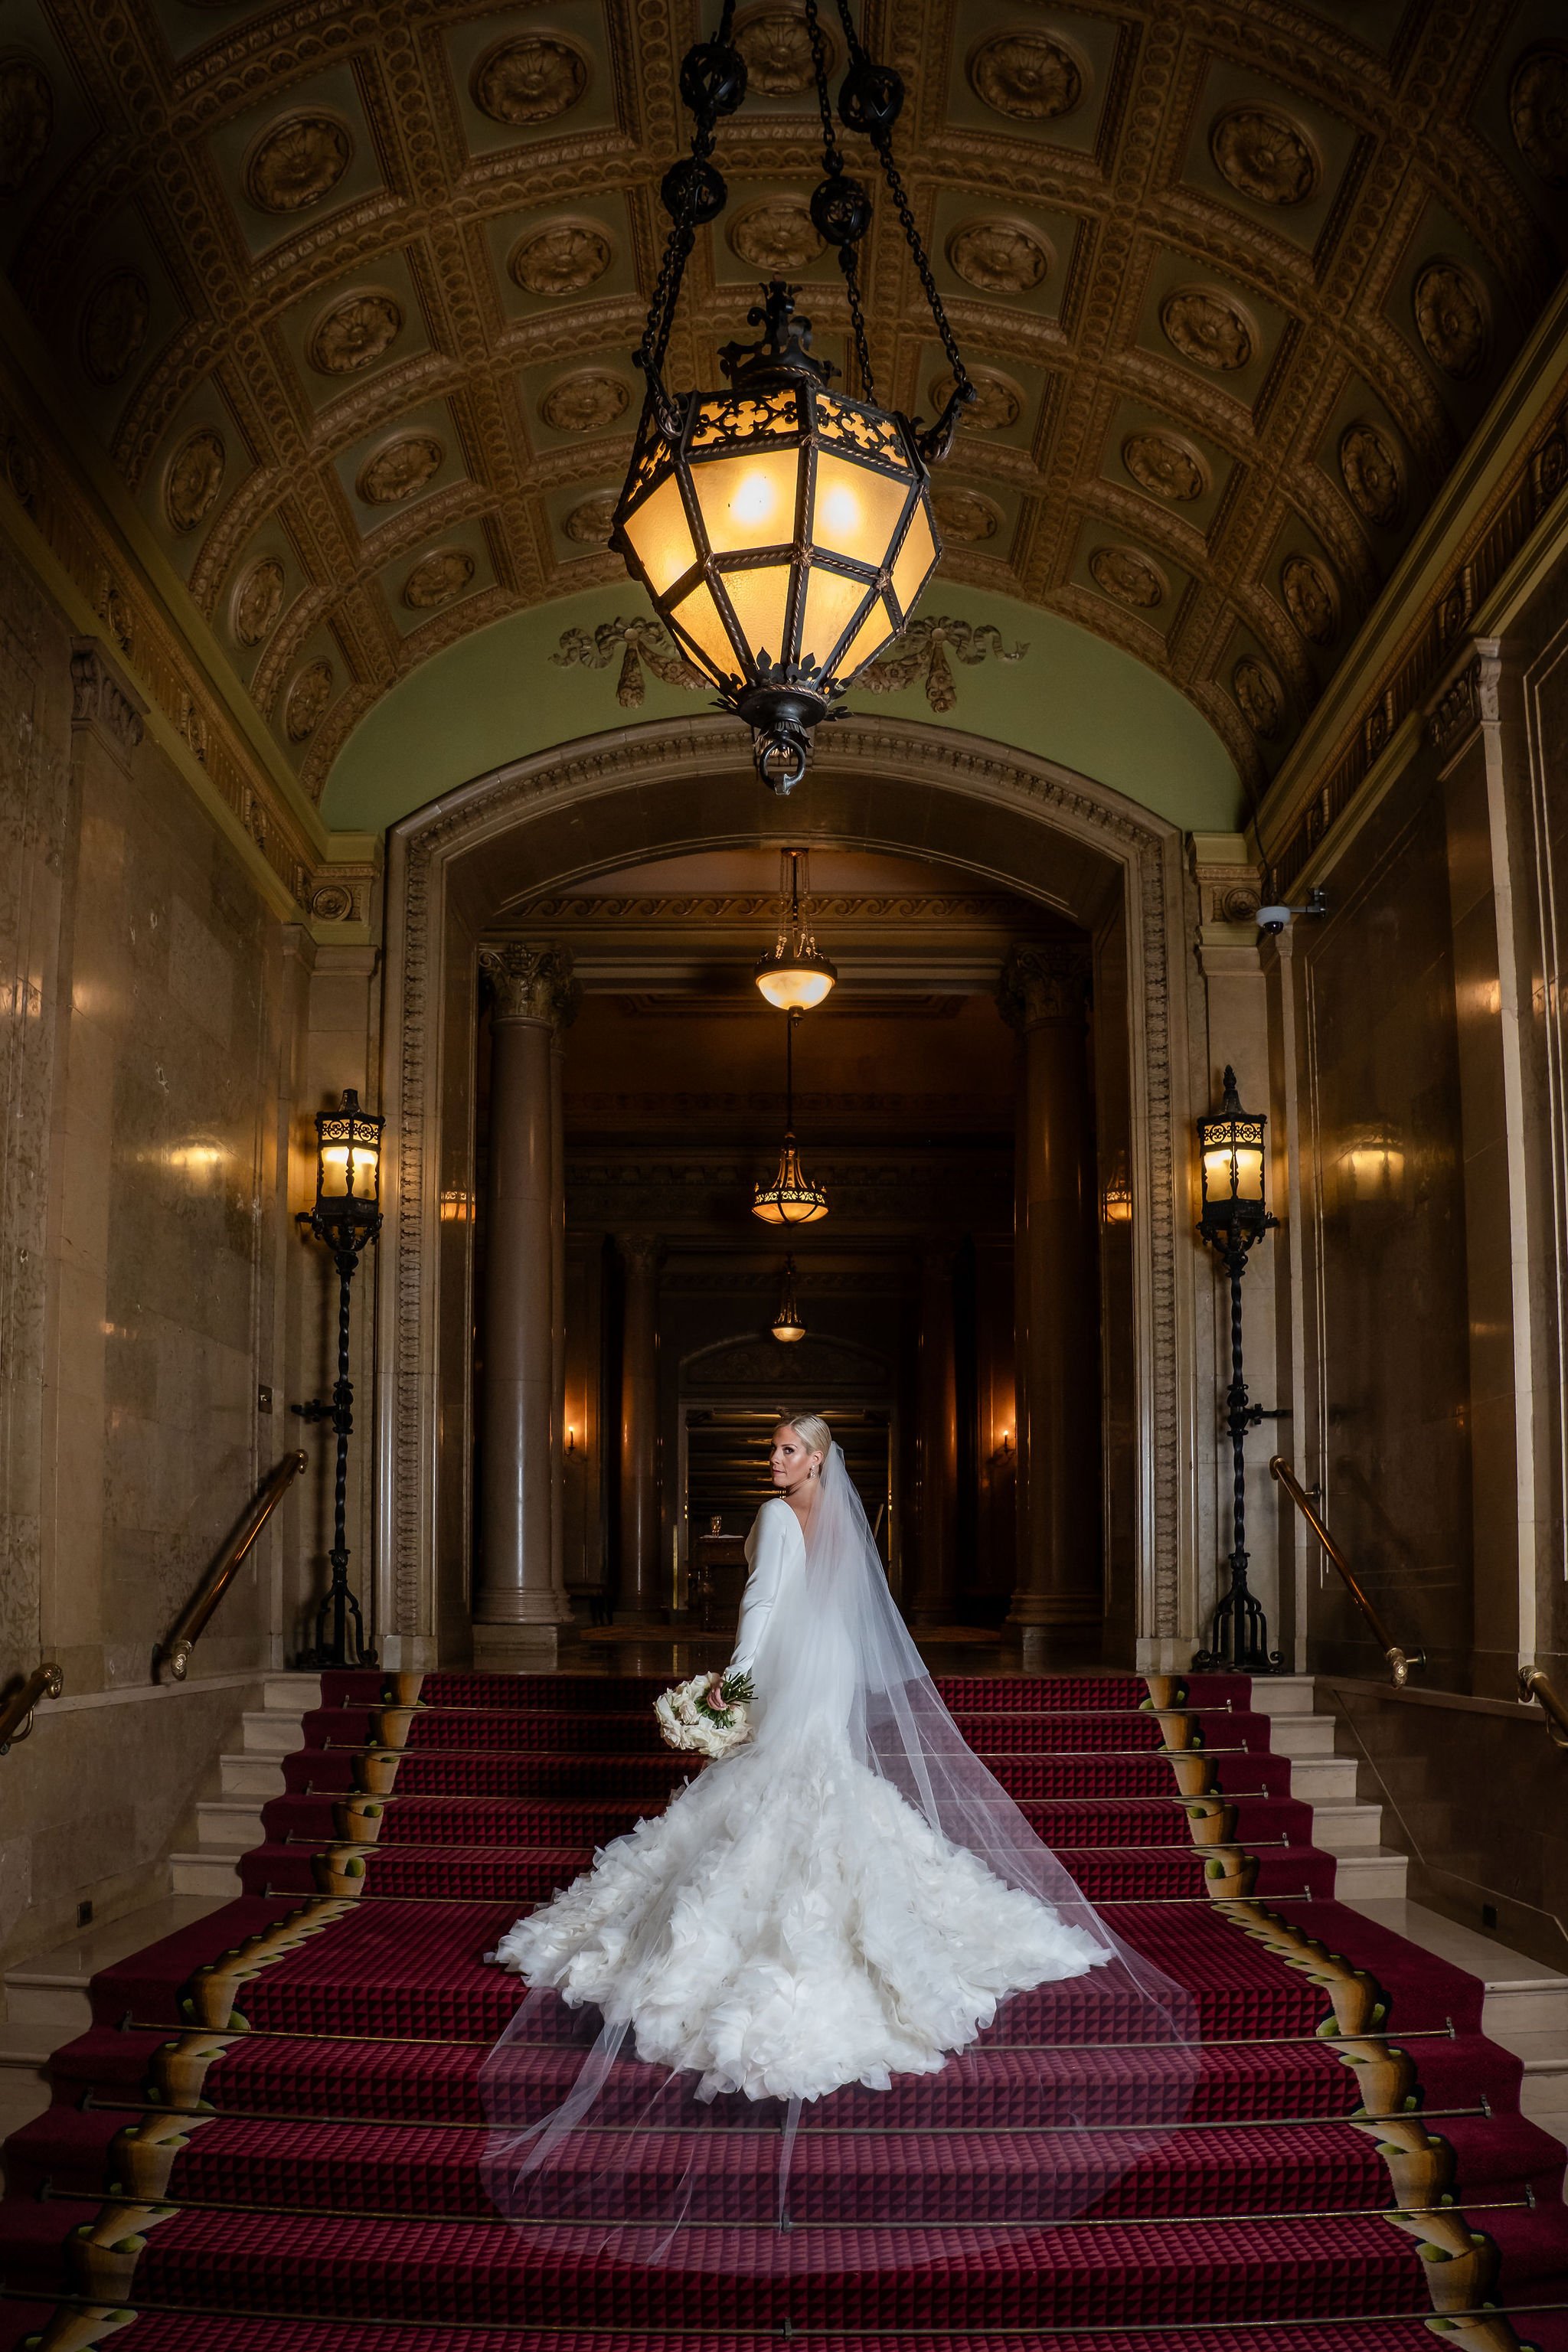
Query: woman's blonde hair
776 1411 832 1462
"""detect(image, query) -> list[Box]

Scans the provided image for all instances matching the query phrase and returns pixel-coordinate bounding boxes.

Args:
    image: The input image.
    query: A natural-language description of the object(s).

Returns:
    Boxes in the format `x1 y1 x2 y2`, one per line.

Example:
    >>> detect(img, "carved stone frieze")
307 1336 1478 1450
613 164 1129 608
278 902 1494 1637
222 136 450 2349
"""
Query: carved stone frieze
299 862 378 927
69 639 146 756
1426 644 1502 760
479 941 579 1030
1189 838 1263 934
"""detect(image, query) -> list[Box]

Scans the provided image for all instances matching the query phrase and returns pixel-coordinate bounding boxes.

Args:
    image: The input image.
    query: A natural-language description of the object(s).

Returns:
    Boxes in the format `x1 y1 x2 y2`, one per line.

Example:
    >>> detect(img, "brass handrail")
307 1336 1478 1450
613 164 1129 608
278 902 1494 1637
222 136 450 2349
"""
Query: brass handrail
0 1662 64 1754
1269 1456 1425 1687
158 1451 307 1680
1519 1664 1568 1750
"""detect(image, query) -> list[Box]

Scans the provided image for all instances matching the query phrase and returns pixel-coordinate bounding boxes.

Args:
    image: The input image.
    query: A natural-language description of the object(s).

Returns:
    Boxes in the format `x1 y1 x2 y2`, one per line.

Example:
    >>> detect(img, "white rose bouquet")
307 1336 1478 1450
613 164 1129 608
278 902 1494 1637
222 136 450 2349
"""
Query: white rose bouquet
655 1668 755 1759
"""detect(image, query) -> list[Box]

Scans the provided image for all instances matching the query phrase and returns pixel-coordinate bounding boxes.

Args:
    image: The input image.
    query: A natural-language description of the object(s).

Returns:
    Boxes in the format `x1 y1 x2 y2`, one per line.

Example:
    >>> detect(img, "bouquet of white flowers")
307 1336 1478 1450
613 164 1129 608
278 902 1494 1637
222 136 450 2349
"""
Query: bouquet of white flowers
655 1668 755 1759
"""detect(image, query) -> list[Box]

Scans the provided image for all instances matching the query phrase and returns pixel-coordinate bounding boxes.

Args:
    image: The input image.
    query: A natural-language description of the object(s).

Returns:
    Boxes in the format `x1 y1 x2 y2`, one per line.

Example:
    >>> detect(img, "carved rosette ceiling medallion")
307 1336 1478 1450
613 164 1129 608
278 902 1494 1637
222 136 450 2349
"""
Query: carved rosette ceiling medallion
472 35 588 126
733 8 824 93
1161 286 1253 372
1209 104 1318 205
929 366 1021 432
933 486 1003 544
727 197 824 273
562 490 619 544
509 219 612 296
403 548 475 609
243 112 353 213
232 557 286 645
1339 420 1405 528
356 433 443 505
80 270 149 386
1510 44 1568 186
967 31 1085 121
1233 655 1285 738
1279 551 1338 645
1413 260 1490 381
1089 544 1167 609
946 217 1050 295
0 54 52 195
539 371 629 432
309 291 403 375
1122 430 1207 501
285 660 333 741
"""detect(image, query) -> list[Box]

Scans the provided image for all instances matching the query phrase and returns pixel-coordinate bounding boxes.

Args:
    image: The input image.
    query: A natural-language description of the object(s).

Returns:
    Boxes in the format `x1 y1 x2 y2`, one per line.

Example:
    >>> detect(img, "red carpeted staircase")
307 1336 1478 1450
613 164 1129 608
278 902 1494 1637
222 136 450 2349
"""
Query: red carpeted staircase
2 1667 1566 2350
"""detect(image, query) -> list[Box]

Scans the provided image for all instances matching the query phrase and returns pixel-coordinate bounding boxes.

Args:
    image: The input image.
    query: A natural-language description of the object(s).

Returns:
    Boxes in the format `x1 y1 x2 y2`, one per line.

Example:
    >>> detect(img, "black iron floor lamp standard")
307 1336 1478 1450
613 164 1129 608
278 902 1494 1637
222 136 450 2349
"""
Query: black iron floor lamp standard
293 1087 381 1668
1193 1067 1285 1674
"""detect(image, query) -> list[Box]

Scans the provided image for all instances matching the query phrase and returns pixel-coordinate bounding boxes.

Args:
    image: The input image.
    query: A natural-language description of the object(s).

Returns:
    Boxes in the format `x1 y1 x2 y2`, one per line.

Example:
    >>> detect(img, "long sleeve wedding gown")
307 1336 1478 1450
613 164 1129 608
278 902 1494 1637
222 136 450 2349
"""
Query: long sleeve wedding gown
488 1472 1109 2104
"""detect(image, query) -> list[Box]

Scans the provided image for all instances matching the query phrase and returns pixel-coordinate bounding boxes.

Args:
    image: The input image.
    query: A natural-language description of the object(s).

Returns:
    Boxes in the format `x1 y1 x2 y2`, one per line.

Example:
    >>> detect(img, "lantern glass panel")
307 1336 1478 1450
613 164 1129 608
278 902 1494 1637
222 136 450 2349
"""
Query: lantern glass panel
838 593 897 678
810 450 910 569
693 447 802 555
799 564 871 672
1203 1136 1264 1203
322 1136 378 1199
621 470 697 599
720 564 795 668
669 579 740 681
890 501 938 621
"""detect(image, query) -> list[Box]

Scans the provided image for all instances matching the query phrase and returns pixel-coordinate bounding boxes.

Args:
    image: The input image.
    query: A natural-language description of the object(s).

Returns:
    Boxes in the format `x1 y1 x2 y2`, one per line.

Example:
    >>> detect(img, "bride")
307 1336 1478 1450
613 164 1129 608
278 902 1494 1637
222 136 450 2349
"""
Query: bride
487 1411 1116 2105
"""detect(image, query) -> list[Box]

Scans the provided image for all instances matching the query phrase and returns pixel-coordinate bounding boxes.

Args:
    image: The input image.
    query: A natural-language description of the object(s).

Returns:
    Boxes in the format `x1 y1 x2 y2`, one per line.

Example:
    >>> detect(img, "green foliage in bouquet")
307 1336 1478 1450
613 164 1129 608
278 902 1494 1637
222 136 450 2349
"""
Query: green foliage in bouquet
698 1670 754 1723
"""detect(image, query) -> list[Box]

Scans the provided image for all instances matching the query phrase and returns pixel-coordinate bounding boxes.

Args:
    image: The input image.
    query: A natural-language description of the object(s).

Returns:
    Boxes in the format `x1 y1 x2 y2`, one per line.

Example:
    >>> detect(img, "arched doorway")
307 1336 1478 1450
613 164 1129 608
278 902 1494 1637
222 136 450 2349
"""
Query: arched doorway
373 712 1207 1672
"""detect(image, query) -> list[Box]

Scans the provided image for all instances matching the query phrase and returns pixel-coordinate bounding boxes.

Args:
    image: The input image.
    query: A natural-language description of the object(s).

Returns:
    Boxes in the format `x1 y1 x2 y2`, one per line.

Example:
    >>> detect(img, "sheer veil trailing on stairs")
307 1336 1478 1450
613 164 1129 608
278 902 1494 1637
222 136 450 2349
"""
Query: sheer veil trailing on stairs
479 1442 1200 2260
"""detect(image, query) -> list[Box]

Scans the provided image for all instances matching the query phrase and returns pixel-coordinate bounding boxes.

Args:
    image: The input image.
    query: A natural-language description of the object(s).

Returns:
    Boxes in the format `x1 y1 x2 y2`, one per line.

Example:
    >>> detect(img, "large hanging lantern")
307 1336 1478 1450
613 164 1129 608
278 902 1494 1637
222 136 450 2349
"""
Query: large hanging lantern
753 1011 828 1225
755 847 837 1010
613 0 975 793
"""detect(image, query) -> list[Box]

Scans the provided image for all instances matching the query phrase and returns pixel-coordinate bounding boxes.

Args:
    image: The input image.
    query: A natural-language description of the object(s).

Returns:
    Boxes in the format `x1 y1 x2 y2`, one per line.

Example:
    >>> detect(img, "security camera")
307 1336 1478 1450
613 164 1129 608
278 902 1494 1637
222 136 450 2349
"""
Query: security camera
1256 887 1328 936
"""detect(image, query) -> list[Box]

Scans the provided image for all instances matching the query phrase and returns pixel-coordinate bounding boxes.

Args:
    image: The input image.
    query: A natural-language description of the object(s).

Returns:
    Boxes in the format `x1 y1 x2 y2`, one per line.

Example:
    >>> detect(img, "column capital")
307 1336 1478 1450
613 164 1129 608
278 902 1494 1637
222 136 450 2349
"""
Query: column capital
479 942 579 1032
1425 636 1504 761
70 636 145 760
617 1231 662 1279
996 943 1089 1032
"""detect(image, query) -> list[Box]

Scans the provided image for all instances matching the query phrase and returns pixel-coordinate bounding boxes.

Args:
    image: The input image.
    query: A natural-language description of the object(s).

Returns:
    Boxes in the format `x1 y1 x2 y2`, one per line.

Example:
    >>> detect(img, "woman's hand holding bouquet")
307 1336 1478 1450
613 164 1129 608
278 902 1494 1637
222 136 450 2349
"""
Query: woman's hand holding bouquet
655 1669 755 1759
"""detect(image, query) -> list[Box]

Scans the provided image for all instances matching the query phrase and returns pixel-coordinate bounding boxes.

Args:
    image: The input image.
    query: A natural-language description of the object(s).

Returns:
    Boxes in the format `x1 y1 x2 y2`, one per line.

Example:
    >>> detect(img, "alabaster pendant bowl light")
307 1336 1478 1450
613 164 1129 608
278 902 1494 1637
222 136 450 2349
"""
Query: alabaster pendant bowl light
753 1010 828 1225
772 1256 807 1342
612 0 975 794
756 847 837 1011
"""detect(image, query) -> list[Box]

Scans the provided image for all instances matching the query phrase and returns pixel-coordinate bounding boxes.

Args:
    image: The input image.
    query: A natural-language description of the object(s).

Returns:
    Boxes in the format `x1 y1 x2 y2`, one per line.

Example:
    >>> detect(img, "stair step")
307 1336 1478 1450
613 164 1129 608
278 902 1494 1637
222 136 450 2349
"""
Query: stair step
219 1752 287 1800
170 1852 247 1899
1327 1849 1408 1900
196 1798 265 1847
1244 1676 1318 1717
1287 1756 1361 1802
1300 1802 1384 1854
1266 1717 1340 1759
2 1897 226 2039
240 1710 309 1756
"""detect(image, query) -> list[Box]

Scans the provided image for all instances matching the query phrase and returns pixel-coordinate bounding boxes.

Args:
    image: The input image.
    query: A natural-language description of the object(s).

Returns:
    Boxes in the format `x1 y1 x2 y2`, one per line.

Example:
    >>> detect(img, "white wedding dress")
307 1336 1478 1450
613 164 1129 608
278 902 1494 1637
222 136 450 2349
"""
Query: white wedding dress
489 1481 1108 2103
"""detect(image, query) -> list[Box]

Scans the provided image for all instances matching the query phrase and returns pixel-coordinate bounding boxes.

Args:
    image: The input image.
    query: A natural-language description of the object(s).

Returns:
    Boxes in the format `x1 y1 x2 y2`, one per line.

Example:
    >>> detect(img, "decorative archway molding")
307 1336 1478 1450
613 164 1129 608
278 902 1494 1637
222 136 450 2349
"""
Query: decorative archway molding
373 711 1209 1670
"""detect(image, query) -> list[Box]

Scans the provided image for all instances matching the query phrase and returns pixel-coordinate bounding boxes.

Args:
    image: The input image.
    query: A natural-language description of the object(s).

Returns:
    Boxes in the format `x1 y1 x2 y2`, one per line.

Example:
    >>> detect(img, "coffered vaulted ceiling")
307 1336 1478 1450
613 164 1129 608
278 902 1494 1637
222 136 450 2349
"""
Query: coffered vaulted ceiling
3 0 1566 809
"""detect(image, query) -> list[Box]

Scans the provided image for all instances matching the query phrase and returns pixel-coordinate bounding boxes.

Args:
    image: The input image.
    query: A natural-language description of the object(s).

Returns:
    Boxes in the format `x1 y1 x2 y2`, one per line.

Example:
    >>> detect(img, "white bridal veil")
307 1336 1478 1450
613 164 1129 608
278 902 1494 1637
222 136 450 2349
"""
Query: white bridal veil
481 1440 1198 2251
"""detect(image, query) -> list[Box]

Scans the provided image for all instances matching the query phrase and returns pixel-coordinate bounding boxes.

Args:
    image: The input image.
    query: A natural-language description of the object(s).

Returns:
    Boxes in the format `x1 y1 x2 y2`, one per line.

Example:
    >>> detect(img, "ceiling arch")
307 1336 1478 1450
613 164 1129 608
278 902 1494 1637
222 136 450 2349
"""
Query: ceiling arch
3 0 1565 819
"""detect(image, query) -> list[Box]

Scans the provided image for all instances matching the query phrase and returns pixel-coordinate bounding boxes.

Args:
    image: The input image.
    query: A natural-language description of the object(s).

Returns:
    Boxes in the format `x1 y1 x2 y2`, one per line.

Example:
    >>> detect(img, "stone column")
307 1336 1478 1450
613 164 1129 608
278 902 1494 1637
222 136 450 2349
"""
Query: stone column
999 946 1100 1665
550 1025 568 1606
616 1233 662 1622
475 944 575 1669
910 1243 959 1625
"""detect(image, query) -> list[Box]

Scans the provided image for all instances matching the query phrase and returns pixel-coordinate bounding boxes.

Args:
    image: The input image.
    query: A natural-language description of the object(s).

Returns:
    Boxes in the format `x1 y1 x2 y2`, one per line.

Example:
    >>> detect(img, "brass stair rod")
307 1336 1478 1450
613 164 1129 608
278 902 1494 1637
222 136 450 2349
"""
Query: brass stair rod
1518 1664 1568 1751
158 1450 308 1681
1268 1456 1424 1688
0 1661 64 1755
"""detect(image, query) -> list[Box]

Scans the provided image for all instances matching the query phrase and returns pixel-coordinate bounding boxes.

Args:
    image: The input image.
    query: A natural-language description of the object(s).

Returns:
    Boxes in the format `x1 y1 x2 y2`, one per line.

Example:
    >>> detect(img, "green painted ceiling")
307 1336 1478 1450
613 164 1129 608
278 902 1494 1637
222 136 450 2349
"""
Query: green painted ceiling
322 583 1243 836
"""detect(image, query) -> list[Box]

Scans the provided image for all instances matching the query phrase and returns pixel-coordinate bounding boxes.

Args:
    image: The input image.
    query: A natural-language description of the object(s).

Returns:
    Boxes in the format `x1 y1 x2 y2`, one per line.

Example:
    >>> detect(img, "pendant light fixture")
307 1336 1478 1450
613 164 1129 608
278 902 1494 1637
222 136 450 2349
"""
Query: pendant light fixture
612 0 975 794
753 1010 828 1225
771 1256 807 1343
755 848 837 1011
